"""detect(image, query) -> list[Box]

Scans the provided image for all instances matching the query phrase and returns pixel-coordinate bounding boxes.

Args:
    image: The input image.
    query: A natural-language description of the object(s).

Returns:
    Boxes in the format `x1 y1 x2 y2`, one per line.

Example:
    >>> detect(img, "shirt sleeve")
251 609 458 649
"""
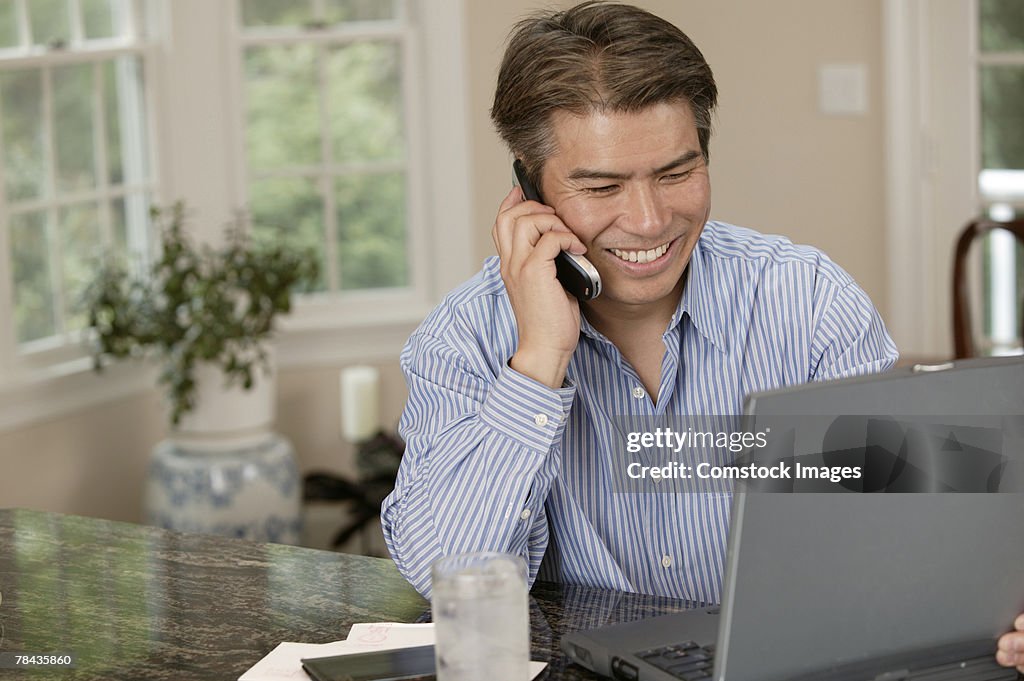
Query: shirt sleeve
381 329 576 598
809 279 900 382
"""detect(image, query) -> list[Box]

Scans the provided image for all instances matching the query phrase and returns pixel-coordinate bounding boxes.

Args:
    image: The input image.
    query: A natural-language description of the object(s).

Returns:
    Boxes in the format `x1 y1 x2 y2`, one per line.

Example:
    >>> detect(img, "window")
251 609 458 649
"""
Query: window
238 0 415 294
0 0 154 357
0 0 472 431
225 0 474 349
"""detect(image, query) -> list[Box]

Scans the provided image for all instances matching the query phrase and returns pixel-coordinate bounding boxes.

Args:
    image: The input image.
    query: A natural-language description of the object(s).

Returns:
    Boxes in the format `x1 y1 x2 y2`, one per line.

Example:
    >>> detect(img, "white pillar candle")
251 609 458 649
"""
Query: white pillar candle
340 365 380 442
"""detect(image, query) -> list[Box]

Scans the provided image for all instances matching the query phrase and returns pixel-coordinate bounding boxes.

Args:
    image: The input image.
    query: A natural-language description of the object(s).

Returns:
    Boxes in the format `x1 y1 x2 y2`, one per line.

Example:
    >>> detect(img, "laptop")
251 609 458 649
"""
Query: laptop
562 356 1024 681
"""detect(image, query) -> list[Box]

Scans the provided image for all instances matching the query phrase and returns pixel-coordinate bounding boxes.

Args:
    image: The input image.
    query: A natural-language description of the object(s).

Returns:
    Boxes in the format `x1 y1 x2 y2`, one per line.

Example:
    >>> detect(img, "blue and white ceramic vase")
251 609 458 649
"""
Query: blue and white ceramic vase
144 359 302 544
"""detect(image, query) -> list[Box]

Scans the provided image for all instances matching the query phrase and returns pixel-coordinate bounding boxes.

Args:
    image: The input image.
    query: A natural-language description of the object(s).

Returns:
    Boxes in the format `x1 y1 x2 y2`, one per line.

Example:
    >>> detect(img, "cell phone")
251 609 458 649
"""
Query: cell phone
512 159 602 301
300 645 436 681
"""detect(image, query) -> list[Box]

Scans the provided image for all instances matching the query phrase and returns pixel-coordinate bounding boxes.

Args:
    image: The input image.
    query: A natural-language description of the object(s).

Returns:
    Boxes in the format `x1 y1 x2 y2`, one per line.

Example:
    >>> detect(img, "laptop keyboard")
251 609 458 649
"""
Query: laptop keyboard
634 640 716 680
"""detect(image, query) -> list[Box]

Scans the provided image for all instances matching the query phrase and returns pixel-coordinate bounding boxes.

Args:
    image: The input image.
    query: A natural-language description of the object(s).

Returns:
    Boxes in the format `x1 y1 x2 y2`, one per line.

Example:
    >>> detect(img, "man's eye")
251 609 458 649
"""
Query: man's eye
585 185 618 195
663 171 692 182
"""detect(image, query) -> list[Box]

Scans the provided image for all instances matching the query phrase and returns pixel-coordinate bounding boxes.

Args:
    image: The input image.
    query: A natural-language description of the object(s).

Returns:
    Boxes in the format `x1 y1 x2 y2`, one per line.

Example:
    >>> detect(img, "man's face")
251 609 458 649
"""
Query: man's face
539 101 711 314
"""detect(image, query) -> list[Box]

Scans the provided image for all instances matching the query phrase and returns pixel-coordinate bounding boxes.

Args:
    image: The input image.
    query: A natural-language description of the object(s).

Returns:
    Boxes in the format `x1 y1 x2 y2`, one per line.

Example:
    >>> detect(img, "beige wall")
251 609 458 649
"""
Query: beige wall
0 391 164 520
0 1 891 525
0 362 407 524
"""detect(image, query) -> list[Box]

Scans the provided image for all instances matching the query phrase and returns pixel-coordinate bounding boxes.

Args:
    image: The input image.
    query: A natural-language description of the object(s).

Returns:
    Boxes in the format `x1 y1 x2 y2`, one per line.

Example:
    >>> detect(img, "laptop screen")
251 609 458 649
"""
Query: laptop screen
716 357 1024 681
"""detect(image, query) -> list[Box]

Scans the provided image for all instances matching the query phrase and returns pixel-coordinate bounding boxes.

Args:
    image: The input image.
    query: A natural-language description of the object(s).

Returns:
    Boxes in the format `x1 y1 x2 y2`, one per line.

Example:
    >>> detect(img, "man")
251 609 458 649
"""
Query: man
381 1 1024 672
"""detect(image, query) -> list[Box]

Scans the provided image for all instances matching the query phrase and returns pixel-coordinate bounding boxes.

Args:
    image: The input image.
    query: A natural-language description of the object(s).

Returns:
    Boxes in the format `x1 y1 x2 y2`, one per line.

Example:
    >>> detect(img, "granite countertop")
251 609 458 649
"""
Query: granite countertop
0 509 695 680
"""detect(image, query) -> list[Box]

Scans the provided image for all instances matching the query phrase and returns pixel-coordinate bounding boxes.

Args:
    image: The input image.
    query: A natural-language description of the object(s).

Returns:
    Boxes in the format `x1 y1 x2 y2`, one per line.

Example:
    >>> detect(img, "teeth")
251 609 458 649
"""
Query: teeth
611 242 670 264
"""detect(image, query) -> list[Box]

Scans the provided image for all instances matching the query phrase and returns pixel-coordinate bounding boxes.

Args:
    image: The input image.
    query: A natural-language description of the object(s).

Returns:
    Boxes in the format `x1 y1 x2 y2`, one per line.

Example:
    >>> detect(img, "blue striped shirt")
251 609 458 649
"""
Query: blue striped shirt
381 221 898 601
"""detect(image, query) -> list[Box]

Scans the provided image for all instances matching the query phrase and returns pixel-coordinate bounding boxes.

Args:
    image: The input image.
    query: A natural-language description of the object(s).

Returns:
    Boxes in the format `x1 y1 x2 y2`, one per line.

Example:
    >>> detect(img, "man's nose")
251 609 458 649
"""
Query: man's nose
625 183 669 235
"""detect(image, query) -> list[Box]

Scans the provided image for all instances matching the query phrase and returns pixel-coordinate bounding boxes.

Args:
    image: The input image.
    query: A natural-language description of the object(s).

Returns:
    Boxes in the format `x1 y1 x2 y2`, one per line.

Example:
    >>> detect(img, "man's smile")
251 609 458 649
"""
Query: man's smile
608 238 675 264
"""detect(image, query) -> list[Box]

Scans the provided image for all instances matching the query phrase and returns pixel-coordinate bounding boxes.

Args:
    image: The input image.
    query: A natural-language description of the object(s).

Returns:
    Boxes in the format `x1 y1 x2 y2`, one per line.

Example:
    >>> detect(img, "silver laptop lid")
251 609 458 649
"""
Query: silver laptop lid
717 357 1024 681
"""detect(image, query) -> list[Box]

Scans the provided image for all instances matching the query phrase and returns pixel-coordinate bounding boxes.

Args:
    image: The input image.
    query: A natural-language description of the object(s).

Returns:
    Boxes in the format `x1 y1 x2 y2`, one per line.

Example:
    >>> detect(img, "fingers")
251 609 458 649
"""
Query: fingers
503 217 586 289
995 645 1024 670
996 619 1024 670
491 186 555 258
995 649 1017 669
488 187 585 370
509 211 584 260
507 231 582 284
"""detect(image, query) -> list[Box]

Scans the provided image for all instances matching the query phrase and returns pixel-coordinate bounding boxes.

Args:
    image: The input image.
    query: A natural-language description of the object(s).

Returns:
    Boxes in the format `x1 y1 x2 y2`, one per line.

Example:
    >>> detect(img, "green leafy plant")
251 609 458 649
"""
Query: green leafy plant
85 202 319 425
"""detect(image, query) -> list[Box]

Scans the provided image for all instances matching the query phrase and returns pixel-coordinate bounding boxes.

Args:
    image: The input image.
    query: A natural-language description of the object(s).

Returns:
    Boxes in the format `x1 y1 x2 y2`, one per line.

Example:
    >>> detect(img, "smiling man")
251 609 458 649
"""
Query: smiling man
381 6 1024 669
382 0 895 604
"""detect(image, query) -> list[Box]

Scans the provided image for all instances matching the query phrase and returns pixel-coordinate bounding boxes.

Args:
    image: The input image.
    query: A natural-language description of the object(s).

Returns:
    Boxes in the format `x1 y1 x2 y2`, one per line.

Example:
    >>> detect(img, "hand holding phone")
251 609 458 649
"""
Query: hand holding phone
513 160 601 301
495 161 588 388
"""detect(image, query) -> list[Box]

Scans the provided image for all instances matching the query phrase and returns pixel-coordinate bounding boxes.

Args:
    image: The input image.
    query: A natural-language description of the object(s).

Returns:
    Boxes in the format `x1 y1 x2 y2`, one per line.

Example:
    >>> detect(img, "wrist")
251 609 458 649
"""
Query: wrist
509 346 572 389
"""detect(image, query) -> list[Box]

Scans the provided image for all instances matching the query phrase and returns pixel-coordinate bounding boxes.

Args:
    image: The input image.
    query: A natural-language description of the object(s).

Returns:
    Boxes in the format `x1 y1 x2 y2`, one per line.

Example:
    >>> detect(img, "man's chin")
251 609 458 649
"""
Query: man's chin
590 274 686 309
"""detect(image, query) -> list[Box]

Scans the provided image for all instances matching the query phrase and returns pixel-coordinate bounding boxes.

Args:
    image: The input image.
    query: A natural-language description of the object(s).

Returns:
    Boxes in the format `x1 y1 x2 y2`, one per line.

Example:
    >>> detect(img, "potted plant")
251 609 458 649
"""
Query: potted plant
84 201 319 429
83 202 320 544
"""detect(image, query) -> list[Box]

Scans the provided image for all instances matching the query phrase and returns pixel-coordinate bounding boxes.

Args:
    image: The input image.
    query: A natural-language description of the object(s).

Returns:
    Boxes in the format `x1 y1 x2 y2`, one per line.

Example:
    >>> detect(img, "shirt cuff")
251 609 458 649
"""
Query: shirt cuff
479 363 576 452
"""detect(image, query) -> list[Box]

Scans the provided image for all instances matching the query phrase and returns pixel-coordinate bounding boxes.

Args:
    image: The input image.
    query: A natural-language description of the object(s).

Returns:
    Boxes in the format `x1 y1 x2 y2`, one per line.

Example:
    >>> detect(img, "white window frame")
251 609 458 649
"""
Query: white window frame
0 0 473 432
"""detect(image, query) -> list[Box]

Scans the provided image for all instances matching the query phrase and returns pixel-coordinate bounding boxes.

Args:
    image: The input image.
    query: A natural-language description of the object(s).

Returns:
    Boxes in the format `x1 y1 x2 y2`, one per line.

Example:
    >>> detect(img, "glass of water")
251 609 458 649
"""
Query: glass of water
431 552 530 681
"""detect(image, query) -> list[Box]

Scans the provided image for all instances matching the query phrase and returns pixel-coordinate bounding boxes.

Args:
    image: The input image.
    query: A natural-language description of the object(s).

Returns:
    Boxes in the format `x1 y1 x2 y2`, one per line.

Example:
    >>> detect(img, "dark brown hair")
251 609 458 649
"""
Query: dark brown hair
490 1 718 186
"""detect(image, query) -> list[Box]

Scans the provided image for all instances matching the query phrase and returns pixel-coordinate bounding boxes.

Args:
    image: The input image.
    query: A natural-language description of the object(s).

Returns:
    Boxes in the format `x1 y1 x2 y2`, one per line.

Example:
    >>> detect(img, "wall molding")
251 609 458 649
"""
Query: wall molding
884 0 932 357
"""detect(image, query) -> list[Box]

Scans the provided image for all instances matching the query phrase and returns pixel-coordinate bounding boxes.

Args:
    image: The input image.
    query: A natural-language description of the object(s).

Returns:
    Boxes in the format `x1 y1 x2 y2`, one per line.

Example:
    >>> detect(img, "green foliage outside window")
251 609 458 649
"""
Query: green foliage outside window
244 36 409 292
979 0 1024 170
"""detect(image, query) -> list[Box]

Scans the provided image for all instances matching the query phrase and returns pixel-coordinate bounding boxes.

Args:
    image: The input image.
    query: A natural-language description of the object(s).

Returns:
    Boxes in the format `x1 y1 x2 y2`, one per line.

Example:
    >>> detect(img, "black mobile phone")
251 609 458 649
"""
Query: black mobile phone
301 645 436 681
512 159 601 301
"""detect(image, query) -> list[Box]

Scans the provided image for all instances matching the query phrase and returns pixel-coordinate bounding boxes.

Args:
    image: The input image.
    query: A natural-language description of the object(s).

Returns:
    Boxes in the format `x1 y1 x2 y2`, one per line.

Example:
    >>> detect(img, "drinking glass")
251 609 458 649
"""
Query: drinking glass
431 551 530 681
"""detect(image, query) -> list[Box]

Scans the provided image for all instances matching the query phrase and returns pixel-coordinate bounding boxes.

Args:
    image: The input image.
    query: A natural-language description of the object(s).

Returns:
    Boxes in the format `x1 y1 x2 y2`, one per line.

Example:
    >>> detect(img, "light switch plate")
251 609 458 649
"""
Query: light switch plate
818 63 867 115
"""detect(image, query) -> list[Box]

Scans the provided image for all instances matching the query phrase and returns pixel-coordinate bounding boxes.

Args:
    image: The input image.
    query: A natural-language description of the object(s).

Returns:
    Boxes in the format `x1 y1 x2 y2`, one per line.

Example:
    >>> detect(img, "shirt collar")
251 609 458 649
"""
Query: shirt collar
579 306 609 344
673 232 729 353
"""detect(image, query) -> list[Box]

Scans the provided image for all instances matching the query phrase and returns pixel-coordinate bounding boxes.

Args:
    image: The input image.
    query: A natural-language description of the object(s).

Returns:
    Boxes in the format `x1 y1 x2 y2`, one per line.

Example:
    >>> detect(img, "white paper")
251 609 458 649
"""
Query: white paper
239 622 547 680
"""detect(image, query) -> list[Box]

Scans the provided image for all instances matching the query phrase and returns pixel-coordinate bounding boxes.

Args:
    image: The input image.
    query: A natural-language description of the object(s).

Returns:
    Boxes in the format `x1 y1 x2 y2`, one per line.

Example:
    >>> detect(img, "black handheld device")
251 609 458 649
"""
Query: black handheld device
512 159 601 301
300 645 436 681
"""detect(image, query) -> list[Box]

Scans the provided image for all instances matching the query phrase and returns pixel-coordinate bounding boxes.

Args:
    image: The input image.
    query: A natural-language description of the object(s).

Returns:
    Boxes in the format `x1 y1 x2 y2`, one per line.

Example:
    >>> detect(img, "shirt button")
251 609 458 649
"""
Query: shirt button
632 386 645 399
519 509 531 520
661 555 673 569
534 413 549 427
